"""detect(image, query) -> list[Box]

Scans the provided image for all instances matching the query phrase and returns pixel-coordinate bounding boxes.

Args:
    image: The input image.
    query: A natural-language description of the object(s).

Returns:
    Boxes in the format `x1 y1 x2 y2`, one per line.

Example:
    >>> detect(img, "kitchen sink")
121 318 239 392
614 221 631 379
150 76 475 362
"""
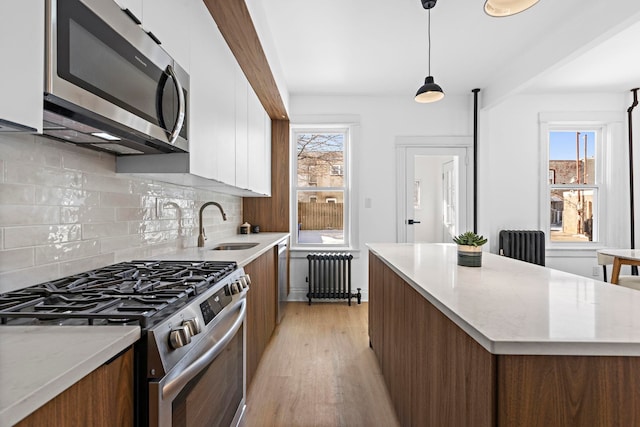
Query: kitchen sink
211 242 259 251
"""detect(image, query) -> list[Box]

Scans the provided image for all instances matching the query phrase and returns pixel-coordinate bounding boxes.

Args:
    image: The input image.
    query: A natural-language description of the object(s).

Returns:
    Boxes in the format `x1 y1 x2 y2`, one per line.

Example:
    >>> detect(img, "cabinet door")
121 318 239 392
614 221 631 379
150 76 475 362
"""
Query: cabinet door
0 1 44 132
189 0 235 184
244 248 277 389
247 88 271 195
235 65 249 190
140 0 191 72
16 348 134 427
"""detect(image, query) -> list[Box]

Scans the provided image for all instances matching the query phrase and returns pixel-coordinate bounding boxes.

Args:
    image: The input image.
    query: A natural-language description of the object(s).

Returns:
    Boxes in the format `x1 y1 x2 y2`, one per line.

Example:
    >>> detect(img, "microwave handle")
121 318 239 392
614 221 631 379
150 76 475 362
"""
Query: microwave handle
165 64 186 145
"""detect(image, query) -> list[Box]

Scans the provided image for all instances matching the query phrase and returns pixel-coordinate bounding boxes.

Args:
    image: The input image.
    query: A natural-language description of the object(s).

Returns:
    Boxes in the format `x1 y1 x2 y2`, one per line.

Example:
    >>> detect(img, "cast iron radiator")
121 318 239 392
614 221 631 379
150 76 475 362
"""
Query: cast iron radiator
306 253 361 305
499 230 546 266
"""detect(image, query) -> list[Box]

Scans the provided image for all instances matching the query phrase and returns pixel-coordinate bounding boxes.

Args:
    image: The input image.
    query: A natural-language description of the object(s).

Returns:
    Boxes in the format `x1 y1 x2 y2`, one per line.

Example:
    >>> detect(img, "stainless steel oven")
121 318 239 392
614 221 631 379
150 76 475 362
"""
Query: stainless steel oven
43 0 189 155
147 277 248 427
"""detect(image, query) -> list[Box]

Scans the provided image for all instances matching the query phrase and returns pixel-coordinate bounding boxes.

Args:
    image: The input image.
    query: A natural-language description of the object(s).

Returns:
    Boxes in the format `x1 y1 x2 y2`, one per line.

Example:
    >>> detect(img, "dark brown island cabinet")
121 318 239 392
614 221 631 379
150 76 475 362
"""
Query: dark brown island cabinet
369 252 640 427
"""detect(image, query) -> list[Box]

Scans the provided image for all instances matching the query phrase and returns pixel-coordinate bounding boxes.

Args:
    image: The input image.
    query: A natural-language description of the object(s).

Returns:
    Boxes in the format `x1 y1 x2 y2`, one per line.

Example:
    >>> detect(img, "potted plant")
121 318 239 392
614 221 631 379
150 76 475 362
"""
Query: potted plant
453 231 488 267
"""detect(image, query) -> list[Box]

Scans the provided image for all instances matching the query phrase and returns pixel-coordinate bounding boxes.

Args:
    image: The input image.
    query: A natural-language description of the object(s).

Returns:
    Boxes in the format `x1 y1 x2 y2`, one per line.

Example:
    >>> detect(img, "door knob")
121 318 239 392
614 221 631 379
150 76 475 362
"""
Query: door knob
407 219 421 225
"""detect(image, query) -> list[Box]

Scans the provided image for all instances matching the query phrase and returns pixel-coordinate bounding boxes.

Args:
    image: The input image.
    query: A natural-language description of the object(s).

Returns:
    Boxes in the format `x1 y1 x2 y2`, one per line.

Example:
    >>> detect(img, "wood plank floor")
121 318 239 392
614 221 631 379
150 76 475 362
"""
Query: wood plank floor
240 302 400 427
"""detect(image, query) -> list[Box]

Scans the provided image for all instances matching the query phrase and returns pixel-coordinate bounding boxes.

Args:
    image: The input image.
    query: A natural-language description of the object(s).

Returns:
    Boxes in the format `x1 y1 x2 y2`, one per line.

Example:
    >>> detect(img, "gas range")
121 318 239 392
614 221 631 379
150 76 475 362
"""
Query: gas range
0 260 241 328
0 259 251 426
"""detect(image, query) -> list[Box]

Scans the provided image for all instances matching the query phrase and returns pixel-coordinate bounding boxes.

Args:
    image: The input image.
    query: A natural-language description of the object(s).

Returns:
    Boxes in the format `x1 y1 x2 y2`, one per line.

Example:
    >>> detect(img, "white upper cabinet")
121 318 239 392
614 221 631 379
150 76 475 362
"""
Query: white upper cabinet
188 0 271 195
0 1 44 132
235 63 249 190
189 0 221 181
247 86 271 196
139 0 191 72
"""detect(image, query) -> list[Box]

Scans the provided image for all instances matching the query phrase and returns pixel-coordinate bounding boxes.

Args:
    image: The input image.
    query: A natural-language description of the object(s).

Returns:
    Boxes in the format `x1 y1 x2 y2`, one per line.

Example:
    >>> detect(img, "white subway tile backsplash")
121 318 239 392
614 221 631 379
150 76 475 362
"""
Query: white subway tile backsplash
0 248 35 272
0 183 35 205
0 205 60 226
83 173 133 193
35 240 100 264
61 147 114 174
60 206 117 224
100 191 141 208
4 224 82 249
100 234 142 253
5 163 84 188
0 264 62 293
35 187 100 206
116 207 153 222
82 222 129 240
0 134 242 291
59 253 116 278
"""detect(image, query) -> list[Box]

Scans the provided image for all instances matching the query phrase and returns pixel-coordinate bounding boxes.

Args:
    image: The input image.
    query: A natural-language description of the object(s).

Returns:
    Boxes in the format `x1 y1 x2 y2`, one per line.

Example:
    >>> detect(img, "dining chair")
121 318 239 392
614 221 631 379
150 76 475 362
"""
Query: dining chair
597 252 640 290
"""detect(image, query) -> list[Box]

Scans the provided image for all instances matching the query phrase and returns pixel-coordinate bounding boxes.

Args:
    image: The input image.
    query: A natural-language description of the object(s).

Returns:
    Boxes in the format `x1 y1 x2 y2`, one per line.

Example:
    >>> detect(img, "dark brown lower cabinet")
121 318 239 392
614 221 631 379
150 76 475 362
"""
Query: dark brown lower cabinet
244 247 277 389
369 252 640 427
16 347 134 427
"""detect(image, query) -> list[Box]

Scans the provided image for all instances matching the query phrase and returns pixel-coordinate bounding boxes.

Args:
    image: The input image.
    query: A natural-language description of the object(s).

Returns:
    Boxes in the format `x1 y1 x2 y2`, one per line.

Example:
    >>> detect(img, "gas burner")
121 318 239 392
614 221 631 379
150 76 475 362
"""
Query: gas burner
0 260 238 328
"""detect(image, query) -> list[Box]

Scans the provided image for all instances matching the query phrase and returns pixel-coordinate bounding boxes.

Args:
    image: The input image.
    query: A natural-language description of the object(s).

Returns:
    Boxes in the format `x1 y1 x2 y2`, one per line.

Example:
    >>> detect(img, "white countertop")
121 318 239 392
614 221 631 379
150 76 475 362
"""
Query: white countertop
152 232 289 265
0 325 140 426
368 243 640 356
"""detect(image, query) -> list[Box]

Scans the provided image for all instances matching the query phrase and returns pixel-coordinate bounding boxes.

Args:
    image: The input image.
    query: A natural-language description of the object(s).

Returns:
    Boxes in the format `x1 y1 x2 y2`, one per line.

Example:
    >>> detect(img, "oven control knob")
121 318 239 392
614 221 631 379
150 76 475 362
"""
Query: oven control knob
169 325 192 349
183 318 201 336
243 274 251 286
230 282 240 294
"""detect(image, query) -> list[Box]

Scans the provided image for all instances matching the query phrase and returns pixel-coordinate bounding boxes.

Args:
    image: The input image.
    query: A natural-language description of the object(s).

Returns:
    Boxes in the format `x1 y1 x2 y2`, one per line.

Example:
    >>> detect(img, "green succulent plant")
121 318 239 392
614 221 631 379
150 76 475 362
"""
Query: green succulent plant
453 231 487 247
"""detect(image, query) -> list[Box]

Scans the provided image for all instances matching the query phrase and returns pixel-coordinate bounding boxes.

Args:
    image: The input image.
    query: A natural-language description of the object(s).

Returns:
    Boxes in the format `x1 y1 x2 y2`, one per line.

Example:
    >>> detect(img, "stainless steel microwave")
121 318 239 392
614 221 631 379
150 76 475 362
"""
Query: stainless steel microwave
43 0 189 155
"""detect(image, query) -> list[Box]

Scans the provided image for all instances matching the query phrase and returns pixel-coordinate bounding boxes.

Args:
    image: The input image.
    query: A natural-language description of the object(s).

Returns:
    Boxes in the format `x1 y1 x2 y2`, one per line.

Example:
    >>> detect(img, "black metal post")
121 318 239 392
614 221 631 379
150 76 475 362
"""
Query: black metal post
472 88 480 234
628 88 639 275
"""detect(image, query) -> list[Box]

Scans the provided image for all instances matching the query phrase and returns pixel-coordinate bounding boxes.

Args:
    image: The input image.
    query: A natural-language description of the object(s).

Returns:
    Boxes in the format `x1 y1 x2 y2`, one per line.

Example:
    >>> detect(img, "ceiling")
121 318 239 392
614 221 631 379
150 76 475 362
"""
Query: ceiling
255 0 640 105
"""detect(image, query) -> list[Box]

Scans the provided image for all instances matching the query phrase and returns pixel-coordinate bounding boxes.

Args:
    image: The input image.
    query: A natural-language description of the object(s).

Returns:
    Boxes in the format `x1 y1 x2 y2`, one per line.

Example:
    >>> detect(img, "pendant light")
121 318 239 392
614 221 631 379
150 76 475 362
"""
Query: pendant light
415 1 444 103
484 0 539 17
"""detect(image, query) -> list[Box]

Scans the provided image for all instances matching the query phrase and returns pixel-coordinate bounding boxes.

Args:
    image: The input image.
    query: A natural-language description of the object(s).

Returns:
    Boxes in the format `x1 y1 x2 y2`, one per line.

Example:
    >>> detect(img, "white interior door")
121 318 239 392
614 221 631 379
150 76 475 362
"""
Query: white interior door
442 160 456 241
397 145 470 243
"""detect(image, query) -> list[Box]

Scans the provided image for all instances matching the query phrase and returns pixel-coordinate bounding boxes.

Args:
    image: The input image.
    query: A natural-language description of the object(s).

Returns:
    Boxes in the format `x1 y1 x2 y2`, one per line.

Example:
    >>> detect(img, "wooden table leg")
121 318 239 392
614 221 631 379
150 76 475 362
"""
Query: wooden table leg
611 257 622 285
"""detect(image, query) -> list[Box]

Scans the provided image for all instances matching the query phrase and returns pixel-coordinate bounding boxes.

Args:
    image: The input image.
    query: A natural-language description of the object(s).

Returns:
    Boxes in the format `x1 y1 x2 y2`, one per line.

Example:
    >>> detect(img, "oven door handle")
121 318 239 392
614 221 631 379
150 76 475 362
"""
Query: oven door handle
161 297 246 399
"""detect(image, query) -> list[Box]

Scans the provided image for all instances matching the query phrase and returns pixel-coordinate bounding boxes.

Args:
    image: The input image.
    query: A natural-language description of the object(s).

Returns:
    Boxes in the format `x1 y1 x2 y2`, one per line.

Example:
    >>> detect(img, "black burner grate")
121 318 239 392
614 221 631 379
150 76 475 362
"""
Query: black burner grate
0 260 237 328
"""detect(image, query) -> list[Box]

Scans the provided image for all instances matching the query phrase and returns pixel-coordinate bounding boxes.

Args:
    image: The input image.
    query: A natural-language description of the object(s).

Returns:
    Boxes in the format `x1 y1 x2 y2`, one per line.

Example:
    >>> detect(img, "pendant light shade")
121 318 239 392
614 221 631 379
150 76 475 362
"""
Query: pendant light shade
415 3 444 103
415 76 444 103
484 0 539 17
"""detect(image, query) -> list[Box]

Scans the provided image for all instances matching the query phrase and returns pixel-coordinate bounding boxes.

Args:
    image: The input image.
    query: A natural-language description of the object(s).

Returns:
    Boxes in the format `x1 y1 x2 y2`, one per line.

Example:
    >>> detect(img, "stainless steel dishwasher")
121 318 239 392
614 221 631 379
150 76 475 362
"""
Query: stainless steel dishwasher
277 240 288 323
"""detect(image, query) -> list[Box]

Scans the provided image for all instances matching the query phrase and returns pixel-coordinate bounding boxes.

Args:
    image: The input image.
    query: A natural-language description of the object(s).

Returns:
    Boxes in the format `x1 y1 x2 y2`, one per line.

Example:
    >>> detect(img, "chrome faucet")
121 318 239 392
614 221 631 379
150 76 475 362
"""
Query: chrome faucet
198 202 227 247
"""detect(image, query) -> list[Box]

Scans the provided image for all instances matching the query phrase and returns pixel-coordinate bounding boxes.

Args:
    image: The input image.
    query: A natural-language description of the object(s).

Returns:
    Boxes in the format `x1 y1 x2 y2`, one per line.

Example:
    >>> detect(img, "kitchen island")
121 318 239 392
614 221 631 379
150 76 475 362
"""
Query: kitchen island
368 243 640 427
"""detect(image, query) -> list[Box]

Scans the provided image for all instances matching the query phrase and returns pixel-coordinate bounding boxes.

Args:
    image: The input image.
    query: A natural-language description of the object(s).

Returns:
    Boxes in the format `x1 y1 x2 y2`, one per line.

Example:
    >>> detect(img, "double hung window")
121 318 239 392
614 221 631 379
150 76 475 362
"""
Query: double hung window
293 128 350 247
547 130 599 242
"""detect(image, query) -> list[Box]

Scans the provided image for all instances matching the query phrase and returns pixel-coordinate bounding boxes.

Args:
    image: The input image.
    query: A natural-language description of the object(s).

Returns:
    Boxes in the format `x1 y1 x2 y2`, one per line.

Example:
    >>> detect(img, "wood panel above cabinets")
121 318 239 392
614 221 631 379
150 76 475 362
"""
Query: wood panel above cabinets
203 0 288 121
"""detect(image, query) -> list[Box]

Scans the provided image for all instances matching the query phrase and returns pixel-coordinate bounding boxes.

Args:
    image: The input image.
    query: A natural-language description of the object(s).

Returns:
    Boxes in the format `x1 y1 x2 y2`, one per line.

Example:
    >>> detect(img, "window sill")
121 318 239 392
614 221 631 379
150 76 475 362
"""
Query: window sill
546 244 604 258
289 247 361 259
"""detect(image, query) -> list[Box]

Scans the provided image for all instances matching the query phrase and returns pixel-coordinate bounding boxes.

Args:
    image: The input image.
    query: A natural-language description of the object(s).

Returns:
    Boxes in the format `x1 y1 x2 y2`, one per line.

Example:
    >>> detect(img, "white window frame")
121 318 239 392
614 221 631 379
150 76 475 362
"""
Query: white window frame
291 125 352 250
539 112 617 252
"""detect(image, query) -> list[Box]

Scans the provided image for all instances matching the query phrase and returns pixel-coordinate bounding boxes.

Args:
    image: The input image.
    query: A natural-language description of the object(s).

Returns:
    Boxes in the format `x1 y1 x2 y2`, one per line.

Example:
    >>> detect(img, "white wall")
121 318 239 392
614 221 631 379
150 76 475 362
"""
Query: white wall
288 90 640 301
288 94 472 300
479 92 634 279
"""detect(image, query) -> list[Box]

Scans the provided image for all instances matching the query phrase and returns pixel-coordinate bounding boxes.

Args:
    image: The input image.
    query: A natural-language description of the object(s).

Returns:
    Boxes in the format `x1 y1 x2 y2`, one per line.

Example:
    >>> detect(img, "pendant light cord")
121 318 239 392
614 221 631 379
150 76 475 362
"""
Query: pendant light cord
428 8 431 75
